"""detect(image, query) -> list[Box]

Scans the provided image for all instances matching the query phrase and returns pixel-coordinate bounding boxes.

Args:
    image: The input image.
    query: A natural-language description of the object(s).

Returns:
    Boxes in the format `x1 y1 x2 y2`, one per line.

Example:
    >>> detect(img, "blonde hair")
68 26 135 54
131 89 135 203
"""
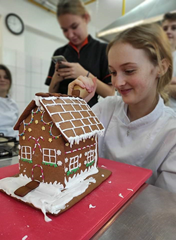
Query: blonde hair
107 23 173 103
57 0 89 18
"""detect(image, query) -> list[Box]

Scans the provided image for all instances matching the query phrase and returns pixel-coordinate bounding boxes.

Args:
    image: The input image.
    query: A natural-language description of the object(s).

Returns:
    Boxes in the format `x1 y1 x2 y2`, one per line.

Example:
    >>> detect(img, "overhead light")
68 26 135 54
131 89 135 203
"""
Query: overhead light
97 14 166 38
97 0 176 42
97 20 144 37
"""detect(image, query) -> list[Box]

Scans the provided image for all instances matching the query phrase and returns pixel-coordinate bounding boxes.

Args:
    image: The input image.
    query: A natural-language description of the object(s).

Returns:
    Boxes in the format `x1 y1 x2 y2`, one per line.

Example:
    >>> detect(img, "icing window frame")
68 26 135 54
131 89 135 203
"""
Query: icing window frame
21 146 32 163
86 150 95 163
42 148 57 166
69 155 79 172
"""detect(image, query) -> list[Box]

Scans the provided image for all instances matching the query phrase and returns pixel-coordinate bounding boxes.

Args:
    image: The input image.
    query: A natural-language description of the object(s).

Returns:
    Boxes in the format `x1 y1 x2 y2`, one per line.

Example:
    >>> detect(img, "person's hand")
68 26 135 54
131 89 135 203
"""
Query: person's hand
52 62 64 82
68 75 97 102
57 62 87 79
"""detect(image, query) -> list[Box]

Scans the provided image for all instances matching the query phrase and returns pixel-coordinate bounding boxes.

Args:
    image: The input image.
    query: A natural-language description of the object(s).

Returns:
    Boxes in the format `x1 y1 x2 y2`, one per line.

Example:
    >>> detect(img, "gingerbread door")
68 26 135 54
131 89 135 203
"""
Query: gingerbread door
31 164 44 182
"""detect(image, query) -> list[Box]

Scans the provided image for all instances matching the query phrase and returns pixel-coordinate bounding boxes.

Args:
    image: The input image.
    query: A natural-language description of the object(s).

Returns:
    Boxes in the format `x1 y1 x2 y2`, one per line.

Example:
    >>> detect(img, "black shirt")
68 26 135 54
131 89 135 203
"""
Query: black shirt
45 35 111 107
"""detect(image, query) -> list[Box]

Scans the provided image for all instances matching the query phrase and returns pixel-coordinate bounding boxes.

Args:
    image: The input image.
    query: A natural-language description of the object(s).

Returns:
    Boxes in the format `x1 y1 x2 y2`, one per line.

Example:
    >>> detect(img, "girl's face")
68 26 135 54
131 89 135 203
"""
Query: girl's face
162 20 176 50
108 42 159 108
0 69 11 96
58 14 89 48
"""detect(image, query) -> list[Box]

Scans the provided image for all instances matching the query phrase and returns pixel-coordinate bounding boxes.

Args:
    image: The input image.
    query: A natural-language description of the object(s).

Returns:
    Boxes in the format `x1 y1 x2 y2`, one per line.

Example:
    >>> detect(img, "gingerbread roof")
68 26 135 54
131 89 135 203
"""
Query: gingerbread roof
14 93 105 145
39 95 104 145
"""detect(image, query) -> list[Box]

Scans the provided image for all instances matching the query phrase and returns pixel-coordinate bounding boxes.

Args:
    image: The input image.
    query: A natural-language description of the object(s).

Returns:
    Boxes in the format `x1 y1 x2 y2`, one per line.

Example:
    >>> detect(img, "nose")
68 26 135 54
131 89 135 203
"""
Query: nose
111 74 126 89
166 26 172 34
0 76 5 81
66 29 74 39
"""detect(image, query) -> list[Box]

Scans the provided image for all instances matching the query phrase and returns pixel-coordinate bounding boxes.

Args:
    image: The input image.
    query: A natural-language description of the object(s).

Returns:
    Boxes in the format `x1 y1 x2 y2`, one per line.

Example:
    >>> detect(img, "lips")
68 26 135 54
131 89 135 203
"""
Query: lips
120 89 132 95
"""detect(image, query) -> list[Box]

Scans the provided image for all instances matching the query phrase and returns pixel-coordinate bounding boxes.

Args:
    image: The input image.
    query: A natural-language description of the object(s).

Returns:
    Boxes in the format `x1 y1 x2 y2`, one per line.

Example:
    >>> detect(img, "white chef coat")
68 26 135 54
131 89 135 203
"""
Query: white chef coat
0 96 19 139
92 95 176 193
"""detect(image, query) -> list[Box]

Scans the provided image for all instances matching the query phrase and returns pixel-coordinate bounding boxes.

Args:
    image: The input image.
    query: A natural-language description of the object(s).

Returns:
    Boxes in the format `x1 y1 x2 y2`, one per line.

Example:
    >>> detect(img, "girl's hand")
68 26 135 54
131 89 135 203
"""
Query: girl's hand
57 62 87 79
52 62 64 83
68 76 97 102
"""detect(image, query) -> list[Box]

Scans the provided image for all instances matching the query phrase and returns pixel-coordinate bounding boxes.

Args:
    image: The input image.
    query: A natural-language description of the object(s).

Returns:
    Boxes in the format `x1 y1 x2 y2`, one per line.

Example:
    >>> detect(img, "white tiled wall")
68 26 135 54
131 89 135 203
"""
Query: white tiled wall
3 48 49 114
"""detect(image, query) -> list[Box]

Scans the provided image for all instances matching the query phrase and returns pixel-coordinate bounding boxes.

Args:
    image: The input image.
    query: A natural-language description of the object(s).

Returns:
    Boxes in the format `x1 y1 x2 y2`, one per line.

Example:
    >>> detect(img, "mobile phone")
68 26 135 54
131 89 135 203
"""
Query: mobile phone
52 55 68 68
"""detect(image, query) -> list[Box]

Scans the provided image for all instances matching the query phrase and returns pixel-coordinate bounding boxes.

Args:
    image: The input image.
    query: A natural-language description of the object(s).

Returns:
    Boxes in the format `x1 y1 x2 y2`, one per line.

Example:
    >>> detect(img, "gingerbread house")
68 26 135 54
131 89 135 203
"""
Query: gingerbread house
14 93 105 187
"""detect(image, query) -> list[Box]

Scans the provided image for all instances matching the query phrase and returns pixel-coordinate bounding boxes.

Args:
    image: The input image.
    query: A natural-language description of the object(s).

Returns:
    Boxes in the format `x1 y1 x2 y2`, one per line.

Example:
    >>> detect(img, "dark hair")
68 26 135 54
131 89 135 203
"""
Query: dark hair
163 12 176 22
107 23 172 103
57 0 89 18
0 64 12 91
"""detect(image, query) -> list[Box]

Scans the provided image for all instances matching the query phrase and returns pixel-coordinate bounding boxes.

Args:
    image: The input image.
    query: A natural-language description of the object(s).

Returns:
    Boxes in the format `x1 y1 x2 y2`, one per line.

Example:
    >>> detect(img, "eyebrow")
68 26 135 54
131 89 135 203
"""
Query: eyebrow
109 62 137 68
61 23 78 30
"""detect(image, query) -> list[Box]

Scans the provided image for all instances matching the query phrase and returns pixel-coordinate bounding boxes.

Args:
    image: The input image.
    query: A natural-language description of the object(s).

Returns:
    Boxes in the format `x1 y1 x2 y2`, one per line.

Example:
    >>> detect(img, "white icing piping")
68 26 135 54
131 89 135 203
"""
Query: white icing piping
34 96 42 107
39 96 105 145
63 129 104 147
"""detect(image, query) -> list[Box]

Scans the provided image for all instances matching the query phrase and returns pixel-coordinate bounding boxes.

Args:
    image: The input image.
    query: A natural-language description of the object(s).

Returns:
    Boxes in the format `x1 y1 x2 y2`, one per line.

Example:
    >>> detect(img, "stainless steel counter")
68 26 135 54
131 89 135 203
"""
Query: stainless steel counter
92 184 176 240
0 156 18 168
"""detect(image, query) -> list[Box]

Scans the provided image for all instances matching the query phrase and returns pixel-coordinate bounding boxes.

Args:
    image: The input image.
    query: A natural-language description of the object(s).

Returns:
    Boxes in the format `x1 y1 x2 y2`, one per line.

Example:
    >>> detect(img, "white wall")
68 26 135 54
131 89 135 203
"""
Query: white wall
0 0 96 114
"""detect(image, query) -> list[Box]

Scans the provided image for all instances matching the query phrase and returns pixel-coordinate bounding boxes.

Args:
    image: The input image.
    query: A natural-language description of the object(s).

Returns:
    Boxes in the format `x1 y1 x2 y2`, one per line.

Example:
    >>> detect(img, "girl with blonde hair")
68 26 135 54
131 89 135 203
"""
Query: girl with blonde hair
68 23 176 193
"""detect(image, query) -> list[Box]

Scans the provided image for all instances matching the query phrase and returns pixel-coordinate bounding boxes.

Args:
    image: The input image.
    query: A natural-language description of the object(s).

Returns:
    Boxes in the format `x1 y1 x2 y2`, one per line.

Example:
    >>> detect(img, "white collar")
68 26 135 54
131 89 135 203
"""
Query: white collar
119 96 164 128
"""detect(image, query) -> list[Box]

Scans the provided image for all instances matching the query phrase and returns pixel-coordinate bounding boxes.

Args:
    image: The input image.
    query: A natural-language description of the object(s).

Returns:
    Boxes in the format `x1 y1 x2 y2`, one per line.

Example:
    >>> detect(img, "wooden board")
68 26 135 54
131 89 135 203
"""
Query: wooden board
0 158 152 240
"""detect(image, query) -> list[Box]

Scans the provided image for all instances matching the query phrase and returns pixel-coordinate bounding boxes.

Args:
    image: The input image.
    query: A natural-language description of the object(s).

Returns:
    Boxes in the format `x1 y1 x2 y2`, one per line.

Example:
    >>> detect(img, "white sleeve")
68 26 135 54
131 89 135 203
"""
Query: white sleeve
155 145 176 193
91 100 104 119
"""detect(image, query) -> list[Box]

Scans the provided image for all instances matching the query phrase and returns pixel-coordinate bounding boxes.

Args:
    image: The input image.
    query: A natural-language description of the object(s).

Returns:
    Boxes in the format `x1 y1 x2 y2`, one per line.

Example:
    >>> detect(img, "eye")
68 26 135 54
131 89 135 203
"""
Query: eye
171 25 176 31
63 29 68 33
109 69 117 76
125 69 135 74
71 24 78 30
163 26 168 31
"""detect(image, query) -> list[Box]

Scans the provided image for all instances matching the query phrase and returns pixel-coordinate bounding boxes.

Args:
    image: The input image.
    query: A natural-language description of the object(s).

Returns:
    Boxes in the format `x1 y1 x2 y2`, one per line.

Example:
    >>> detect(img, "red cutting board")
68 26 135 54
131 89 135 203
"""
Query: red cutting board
0 158 152 240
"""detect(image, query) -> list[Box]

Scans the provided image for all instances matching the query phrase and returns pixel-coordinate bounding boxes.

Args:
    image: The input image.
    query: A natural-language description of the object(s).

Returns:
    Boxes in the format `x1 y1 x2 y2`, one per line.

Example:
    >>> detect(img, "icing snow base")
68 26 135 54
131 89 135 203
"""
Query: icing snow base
0 168 98 222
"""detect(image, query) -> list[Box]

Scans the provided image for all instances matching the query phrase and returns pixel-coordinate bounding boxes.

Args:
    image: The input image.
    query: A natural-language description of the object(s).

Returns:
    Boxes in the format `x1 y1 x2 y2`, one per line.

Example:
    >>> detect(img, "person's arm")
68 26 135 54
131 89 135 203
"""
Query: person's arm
48 62 65 93
155 144 176 193
96 42 115 97
88 72 115 97
49 72 63 93
58 62 115 97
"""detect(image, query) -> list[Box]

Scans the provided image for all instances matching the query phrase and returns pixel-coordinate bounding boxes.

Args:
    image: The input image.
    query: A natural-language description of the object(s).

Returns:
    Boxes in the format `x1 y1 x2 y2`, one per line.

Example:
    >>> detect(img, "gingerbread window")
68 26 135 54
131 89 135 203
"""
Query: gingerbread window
69 155 79 172
21 146 32 162
87 150 94 163
42 148 57 166
86 150 94 163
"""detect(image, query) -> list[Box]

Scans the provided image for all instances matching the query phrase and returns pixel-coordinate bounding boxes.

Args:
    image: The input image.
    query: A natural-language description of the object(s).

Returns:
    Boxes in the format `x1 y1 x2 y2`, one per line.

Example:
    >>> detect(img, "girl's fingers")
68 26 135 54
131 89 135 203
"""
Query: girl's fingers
68 79 86 95
59 71 72 77
60 61 72 67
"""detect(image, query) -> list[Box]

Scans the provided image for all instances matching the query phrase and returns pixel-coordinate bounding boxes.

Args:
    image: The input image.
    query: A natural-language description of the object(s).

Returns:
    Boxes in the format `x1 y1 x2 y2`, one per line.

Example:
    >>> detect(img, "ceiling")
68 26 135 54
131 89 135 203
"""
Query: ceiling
85 0 146 31
28 0 146 31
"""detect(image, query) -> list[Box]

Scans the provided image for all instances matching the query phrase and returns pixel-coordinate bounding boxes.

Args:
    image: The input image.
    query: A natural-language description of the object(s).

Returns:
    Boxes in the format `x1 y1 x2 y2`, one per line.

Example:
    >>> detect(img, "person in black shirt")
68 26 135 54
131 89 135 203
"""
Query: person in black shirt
45 0 115 107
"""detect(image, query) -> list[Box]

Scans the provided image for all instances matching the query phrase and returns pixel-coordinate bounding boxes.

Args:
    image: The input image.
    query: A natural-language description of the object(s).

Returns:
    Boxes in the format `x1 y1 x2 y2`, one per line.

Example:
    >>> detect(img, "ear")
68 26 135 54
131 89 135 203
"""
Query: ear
83 13 90 23
159 58 170 76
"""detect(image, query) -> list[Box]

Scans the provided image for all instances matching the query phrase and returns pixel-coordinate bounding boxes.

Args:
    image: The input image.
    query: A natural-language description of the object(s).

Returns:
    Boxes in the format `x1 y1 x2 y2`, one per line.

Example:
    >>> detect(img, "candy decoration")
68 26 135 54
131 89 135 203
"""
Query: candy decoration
28 136 44 154
49 123 61 139
31 164 44 182
19 108 40 136
65 143 96 154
